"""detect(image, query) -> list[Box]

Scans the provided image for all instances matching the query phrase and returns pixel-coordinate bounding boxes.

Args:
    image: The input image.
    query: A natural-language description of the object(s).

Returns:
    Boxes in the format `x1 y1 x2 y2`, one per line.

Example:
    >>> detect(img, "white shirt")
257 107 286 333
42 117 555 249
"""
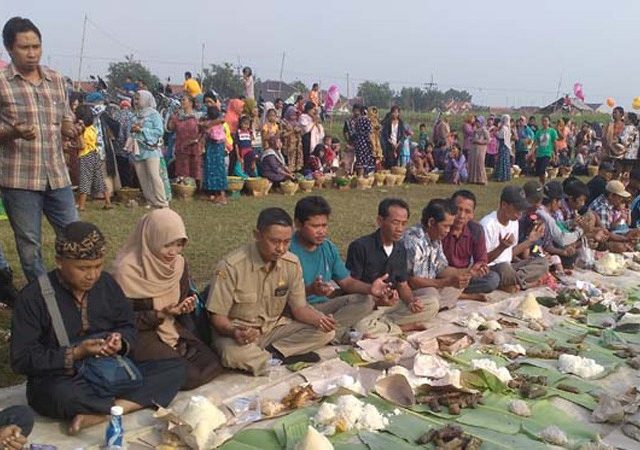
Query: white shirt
480 210 519 266
383 244 393 257
390 122 399 145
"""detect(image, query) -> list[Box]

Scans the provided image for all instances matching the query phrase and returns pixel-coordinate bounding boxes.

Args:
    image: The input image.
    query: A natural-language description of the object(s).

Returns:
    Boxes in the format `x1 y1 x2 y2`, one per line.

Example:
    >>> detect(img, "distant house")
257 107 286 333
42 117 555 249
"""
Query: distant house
442 99 472 114
538 96 593 114
258 80 296 103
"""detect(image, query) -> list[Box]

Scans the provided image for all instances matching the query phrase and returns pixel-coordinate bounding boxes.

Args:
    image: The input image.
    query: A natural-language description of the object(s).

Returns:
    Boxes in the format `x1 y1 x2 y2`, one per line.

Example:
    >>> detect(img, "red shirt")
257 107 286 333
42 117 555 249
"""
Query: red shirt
442 221 487 269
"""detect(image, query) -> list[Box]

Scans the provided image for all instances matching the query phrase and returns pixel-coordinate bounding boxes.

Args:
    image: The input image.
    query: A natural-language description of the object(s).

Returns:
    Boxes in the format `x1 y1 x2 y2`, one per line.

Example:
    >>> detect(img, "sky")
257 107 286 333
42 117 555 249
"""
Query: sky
2 0 639 108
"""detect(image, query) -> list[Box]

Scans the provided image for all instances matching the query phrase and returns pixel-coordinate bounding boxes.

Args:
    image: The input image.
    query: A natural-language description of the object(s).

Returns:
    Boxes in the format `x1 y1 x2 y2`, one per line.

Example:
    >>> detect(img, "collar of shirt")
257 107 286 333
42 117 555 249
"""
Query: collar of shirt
249 242 281 273
447 222 472 242
8 63 53 82
373 228 396 255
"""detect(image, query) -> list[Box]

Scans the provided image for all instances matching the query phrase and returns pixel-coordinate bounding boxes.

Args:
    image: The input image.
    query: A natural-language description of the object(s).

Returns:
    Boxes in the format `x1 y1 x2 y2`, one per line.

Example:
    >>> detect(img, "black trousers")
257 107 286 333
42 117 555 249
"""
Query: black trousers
0 405 34 436
26 358 186 420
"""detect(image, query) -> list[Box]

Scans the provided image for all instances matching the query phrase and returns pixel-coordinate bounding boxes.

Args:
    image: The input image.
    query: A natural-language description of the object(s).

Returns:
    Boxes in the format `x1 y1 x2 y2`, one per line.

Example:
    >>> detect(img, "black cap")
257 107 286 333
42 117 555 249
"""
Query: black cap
500 185 530 211
543 181 565 201
523 180 543 203
599 161 615 172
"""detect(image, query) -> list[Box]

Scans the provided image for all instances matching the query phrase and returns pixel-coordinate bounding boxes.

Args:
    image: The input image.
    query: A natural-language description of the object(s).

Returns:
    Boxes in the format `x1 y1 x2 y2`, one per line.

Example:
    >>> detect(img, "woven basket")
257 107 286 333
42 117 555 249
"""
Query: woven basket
547 167 559 178
299 179 315 192
391 166 407 176
227 177 245 192
384 174 397 186
588 165 599 177
171 183 197 201
356 177 371 190
426 172 441 184
116 187 142 202
415 174 431 185
395 174 406 185
246 178 271 196
373 172 386 186
280 182 299 195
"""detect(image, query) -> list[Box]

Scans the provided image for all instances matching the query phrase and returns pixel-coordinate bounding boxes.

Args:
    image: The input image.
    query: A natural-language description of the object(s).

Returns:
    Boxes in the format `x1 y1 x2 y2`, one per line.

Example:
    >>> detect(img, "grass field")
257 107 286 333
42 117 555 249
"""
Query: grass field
0 177 528 387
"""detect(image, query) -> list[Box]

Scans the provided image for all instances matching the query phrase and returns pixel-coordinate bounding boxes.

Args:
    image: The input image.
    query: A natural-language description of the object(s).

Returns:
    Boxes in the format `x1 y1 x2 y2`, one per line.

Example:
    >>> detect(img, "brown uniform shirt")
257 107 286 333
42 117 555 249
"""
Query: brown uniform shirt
206 243 307 333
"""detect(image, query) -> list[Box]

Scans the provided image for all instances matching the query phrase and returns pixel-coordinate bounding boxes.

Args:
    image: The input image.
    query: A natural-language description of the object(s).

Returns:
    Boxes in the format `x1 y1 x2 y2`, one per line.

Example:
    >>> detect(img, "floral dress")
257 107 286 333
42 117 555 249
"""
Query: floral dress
354 116 376 174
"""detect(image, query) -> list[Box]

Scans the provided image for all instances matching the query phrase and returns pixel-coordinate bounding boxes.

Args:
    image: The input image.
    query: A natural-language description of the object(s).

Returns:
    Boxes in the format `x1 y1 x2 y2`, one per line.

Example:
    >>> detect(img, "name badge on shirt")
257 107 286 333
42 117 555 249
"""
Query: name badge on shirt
274 280 288 297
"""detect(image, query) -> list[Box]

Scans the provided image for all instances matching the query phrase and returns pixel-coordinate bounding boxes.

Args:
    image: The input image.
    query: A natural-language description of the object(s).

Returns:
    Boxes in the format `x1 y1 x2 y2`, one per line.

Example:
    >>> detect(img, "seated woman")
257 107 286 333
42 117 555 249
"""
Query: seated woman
444 144 468 184
112 209 222 390
10 222 185 435
260 135 296 186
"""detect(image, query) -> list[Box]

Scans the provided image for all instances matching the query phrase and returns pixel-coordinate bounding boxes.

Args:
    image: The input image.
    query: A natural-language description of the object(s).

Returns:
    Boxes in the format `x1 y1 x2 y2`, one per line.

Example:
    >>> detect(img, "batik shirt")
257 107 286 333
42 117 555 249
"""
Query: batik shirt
401 224 448 279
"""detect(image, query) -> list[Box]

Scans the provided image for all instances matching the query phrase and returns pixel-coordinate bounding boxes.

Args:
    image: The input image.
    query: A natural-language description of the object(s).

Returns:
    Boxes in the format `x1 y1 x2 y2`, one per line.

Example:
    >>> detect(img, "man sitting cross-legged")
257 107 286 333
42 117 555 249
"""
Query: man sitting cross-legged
289 196 392 343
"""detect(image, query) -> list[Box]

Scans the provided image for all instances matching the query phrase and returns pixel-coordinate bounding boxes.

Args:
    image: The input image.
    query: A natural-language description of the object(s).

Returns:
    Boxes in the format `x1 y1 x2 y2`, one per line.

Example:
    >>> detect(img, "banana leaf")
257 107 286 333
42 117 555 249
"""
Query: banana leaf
218 429 282 450
338 348 367 366
587 312 617 328
455 394 597 444
272 409 310 448
358 430 423 450
461 369 509 393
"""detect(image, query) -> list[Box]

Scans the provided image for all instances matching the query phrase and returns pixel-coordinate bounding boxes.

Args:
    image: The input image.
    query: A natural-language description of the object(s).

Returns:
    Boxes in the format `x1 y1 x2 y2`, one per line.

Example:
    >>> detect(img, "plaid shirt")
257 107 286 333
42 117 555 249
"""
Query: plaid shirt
0 64 73 190
589 194 614 230
401 224 449 279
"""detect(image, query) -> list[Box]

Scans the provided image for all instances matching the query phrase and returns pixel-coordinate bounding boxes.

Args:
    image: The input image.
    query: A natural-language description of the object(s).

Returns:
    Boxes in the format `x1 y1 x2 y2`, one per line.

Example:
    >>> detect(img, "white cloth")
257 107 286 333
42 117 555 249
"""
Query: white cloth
480 211 519 266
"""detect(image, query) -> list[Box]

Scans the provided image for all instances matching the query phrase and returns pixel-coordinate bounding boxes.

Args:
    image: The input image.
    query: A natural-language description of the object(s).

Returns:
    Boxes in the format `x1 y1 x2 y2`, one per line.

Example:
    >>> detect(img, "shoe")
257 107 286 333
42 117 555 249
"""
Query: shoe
266 345 320 365
0 267 18 307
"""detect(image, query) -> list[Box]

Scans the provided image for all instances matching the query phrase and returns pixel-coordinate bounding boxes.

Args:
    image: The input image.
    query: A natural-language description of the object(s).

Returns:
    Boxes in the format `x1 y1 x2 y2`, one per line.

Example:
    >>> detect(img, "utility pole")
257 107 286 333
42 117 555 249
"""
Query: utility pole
76 13 88 87
424 73 437 91
201 43 205 75
278 52 285 96
346 73 350 100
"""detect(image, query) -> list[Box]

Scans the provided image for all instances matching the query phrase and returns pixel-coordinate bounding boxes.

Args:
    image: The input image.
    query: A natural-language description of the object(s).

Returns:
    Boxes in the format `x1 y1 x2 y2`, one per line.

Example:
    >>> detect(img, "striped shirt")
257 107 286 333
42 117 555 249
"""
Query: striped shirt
0 64 73 190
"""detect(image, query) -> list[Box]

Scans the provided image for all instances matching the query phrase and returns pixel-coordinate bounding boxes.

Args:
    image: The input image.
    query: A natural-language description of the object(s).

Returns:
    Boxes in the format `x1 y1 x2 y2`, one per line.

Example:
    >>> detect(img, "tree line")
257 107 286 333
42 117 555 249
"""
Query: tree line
103 57 472 111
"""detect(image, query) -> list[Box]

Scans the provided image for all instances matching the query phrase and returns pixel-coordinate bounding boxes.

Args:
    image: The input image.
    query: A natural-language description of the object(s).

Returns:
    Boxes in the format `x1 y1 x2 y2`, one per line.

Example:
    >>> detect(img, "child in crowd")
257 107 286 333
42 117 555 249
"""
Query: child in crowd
409 142 435 178
321 135 338 170
399 125 412 167
234 115 257 177
444 144 468 184
573 147 588 175
330 137 342 172
418 123 430 150
261 108 280 144
75 105 112 211
341 137 355 175
486 118 498 168
308 144 327 177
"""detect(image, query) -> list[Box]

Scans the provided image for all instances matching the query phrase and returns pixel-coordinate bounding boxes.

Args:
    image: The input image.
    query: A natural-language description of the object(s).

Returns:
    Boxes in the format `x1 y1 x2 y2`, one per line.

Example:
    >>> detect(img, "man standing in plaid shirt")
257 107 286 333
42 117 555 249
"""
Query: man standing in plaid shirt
0 17 81 281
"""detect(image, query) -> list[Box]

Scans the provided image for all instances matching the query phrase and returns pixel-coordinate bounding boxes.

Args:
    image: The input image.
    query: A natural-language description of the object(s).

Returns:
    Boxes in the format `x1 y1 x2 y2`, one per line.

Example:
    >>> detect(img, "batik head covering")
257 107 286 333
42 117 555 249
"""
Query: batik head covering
112 209 188 348
55 222 107 260
476 115 486 127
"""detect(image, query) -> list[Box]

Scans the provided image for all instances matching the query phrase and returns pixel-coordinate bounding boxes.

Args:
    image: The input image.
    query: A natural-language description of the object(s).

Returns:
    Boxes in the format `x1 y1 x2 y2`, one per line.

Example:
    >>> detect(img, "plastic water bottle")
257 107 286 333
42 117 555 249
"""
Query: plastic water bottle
105 405 124 449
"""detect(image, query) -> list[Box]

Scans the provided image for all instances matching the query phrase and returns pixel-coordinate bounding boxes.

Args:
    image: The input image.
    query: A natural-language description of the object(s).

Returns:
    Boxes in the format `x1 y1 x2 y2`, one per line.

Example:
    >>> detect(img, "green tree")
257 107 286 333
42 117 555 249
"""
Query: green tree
106 55 160 92
357 81 395 108
201 63 244 100
289 80 308 94
442 88 472 103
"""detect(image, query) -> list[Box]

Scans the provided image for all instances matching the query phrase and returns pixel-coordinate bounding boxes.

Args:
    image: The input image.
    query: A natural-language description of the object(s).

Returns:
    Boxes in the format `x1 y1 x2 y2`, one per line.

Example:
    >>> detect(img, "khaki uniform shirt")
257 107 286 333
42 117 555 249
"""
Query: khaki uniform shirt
206 243 307 333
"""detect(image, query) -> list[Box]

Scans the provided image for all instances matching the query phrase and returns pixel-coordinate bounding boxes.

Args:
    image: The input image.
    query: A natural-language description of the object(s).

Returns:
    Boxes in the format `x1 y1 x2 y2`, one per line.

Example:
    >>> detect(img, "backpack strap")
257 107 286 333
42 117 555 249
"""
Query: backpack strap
38 274 70 347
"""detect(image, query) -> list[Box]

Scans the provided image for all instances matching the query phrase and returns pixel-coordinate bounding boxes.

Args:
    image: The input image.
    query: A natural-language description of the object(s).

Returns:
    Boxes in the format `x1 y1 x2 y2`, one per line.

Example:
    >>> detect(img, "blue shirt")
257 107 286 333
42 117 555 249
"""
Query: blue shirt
289 233 350 304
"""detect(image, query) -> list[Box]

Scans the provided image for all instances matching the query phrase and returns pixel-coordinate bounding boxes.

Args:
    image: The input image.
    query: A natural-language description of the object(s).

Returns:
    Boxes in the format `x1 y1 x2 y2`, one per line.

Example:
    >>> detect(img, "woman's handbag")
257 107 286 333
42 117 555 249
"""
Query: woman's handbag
38 274 144 398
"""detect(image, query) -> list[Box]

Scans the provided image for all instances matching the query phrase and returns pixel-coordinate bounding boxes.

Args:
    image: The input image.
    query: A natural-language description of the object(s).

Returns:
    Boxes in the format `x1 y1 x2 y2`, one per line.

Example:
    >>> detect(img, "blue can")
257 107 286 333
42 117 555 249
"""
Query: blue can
105 405 124 449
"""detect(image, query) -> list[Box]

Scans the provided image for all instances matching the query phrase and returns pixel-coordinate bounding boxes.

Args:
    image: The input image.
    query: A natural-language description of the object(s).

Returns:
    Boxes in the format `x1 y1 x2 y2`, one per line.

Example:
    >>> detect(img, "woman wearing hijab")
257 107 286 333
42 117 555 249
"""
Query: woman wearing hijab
112 209 222 390
281 106 304 172
131 90 170 208
494 114 513 182
225 98 245 135
167 96 202 183
469 116 490 184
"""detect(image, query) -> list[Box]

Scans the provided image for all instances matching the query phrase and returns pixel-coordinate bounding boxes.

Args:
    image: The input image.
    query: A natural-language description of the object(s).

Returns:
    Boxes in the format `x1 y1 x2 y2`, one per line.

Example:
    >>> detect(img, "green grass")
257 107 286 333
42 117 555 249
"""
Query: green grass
0 178 526 387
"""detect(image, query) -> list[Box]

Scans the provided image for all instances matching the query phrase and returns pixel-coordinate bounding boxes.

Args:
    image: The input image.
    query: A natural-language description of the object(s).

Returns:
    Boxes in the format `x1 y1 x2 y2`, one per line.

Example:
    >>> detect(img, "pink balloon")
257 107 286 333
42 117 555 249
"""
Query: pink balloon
324 85 340 112
573 82 585 102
